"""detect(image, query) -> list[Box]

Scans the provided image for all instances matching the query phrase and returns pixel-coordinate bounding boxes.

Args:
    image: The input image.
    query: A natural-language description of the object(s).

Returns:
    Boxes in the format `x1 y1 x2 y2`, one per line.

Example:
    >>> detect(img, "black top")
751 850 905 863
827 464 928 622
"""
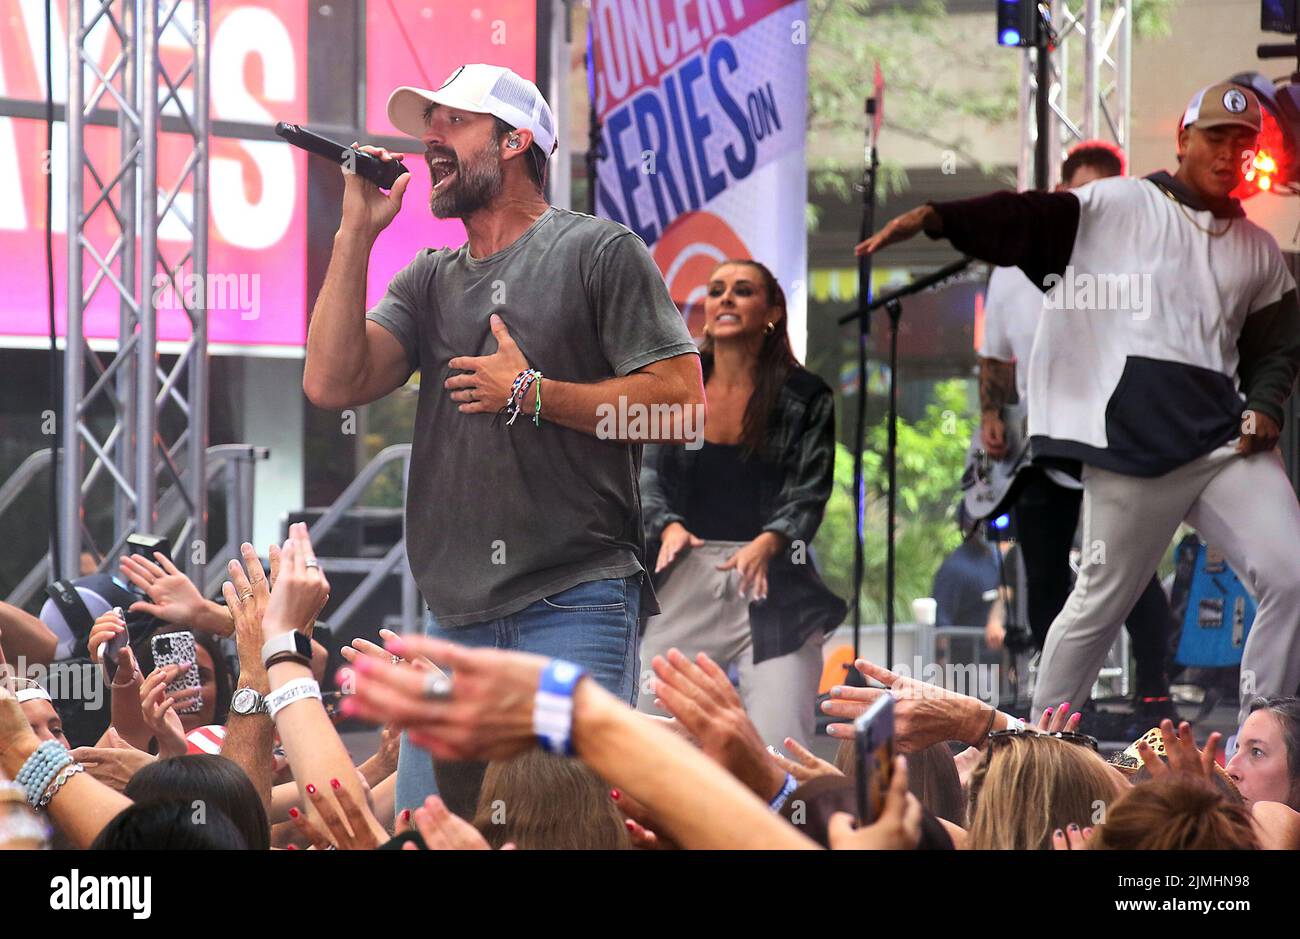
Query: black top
641 368 848 664
683 442 777 541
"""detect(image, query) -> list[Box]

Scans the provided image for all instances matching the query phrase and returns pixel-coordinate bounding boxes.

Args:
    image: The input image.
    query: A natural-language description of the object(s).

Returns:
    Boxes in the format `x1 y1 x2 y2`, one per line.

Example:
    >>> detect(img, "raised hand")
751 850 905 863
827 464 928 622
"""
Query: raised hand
827 756 922 850
853 205 939 256
88 609 126 666
1136 719 1222 781
288 779 384 850
1036 701 1083 734
407 795 499 850
769 736 843 784
340 143 411 238
139 664 195 758
71 730 156 792
342 635 547 763
0 685 40 763
261 523 330 638
340 628 439 673
221 543 279 690
119 552 207 628
823 658 991 751
649 648 786 800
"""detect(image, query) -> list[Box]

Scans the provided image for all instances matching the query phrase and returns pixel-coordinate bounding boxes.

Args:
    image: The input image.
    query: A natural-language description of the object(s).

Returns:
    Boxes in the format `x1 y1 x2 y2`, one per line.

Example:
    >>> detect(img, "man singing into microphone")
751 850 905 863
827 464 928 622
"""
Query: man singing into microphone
303 64 703 815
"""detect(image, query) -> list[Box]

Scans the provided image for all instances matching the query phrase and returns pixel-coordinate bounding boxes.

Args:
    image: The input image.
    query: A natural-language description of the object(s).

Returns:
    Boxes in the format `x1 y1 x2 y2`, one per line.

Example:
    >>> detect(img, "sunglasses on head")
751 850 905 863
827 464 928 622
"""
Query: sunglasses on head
987 729 1101 752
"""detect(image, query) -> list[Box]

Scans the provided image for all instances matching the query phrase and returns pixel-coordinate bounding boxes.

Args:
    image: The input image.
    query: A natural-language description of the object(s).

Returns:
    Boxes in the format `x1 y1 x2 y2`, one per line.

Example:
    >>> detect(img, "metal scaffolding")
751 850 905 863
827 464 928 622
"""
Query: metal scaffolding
1019 0 1132 190
62 0 210 581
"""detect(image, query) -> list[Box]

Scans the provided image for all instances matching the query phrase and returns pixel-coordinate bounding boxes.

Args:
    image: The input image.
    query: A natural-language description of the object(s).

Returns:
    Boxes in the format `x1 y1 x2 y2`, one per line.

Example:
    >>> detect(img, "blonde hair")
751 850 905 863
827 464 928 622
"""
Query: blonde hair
967 734 1121 849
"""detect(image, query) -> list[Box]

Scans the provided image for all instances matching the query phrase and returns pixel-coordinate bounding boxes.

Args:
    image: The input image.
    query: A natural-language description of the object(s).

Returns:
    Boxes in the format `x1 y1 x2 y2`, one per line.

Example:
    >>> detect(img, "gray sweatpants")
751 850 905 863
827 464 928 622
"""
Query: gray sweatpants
1032 442 1300 728
636 541 825 747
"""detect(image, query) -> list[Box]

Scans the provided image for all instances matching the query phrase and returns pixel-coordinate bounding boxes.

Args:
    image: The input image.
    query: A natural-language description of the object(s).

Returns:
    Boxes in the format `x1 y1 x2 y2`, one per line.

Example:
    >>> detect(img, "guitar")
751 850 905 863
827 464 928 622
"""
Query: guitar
1173 538 1256 669
960 401 1033 521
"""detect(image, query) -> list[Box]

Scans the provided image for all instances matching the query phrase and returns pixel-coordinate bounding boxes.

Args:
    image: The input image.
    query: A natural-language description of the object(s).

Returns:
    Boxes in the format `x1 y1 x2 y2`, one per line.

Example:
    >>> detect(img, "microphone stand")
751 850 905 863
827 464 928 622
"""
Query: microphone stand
841 256 973 673
845 96 879 683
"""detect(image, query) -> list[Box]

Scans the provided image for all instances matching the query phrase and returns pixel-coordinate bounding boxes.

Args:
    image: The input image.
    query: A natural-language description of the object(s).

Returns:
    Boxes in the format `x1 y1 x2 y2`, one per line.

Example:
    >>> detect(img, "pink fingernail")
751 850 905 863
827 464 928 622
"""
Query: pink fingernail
385 636 406 655
339 697 356 717
354 656 373 674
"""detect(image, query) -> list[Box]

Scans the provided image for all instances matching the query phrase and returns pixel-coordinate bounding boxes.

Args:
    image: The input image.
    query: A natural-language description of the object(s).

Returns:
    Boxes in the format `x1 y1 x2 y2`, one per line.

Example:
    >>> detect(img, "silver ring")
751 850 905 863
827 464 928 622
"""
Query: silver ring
324 844 337 851
238 590 254 603
304 559 319 569
390 654 401 666
421 671 453 701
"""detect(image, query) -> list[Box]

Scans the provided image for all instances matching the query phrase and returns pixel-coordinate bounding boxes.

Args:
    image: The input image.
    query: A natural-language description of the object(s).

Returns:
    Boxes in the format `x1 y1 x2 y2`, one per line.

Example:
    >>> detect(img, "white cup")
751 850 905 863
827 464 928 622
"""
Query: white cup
912 597 937 627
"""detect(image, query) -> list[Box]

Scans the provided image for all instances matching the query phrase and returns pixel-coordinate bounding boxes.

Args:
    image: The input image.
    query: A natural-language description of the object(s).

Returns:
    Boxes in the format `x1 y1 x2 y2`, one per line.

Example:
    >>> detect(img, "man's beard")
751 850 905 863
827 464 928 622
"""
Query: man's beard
428 138 504 219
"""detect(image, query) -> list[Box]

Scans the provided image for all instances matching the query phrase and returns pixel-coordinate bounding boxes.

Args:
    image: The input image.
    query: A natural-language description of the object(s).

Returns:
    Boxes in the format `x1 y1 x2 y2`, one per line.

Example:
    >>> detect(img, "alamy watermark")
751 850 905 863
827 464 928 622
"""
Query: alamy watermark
151 272 261 320
1 658 103 711
885 656 1001 708
1043 265 1152 321
595 397 706 450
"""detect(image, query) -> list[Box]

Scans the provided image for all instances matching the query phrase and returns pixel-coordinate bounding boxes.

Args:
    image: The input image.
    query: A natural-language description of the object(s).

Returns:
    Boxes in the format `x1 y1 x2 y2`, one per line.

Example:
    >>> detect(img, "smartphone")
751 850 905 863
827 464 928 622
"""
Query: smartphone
101 608 130 682
854 694 896 825
150 631 203 715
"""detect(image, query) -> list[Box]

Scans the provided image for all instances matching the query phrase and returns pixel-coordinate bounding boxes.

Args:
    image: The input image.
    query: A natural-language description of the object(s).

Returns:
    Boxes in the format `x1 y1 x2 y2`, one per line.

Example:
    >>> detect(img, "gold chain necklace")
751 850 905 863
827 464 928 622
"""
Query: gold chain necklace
1157 184 1234 237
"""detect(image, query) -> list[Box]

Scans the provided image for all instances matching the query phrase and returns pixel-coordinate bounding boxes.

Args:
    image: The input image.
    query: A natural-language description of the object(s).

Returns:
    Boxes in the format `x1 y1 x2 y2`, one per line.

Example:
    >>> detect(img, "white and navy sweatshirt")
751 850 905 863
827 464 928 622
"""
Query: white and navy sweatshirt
930 171 1300 477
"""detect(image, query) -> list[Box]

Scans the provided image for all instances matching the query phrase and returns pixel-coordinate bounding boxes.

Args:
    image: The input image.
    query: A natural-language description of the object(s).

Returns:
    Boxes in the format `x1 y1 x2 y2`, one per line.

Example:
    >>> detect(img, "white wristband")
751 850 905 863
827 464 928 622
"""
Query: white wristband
265 678 322 720
1004 715 1027 733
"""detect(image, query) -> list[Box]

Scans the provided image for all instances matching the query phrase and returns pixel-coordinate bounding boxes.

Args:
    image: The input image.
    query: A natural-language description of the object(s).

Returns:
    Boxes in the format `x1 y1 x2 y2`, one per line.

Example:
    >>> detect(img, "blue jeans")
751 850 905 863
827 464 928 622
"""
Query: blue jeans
395 575 642 814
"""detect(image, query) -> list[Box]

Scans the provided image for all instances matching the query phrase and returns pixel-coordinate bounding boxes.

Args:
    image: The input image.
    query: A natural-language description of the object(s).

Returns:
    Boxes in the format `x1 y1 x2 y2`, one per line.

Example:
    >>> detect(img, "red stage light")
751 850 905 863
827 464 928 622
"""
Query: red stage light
1232 107 1289 199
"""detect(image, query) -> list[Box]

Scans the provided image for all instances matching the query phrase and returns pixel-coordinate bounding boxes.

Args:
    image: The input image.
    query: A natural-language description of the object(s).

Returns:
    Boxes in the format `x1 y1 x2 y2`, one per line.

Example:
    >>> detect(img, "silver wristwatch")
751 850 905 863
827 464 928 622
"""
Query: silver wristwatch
230 686 267 716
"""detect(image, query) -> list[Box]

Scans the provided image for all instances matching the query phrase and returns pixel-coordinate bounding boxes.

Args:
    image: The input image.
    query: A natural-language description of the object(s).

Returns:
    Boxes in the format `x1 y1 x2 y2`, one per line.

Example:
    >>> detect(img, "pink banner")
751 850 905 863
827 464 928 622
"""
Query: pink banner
0 0 308 348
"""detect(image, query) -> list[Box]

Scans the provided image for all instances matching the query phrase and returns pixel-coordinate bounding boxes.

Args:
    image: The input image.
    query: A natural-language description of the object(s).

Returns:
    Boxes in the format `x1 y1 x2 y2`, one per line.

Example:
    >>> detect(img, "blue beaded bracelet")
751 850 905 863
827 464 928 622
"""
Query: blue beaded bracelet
15 741 72 809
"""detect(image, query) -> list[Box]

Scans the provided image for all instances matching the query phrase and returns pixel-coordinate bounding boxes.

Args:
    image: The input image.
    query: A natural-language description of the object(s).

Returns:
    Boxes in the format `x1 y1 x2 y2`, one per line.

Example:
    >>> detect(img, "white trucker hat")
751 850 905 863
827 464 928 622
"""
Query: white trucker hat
387 64 557 157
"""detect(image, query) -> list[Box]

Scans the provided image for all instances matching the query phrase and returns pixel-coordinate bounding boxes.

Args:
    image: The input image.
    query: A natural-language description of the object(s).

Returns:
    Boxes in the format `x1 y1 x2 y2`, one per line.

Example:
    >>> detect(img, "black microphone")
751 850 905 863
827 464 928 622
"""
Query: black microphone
274 122 409 189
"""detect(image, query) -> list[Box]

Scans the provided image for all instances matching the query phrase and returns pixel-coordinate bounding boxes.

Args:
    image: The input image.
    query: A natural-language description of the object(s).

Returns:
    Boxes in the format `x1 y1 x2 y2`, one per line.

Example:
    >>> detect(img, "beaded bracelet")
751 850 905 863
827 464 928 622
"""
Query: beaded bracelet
504 369 543 426
37 763 84 809
15 741 73 809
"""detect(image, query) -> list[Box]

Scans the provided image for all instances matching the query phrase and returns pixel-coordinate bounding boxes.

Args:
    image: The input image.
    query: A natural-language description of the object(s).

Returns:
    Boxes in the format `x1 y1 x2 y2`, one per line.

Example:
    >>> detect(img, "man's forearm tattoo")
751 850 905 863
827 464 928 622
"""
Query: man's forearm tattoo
978 357 1017 412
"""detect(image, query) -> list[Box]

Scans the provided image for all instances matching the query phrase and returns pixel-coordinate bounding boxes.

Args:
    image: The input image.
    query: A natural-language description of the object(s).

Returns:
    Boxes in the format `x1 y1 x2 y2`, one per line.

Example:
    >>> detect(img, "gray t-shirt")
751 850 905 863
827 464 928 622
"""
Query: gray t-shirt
366 207 699 626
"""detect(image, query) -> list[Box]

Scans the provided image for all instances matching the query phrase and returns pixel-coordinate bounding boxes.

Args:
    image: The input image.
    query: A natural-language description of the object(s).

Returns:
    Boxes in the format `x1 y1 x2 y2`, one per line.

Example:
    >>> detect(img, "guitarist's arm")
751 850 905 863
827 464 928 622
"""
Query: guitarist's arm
977 357 1016 460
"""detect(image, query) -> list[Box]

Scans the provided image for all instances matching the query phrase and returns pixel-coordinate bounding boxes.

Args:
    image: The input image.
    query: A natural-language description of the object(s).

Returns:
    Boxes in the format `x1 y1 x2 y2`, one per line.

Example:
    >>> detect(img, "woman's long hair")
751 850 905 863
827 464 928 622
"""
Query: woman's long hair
698 259 798 457
472 751 631 849
966 734 1122 849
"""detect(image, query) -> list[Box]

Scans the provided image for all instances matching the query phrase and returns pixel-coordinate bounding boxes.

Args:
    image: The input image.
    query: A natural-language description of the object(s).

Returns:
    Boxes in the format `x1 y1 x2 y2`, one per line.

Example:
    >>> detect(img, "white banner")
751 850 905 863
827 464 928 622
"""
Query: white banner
588 0 809 359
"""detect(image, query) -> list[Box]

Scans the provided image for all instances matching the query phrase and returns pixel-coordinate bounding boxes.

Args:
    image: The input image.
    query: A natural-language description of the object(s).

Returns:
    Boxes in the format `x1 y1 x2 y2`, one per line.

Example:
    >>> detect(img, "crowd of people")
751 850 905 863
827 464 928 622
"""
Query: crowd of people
1 522 1297 851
